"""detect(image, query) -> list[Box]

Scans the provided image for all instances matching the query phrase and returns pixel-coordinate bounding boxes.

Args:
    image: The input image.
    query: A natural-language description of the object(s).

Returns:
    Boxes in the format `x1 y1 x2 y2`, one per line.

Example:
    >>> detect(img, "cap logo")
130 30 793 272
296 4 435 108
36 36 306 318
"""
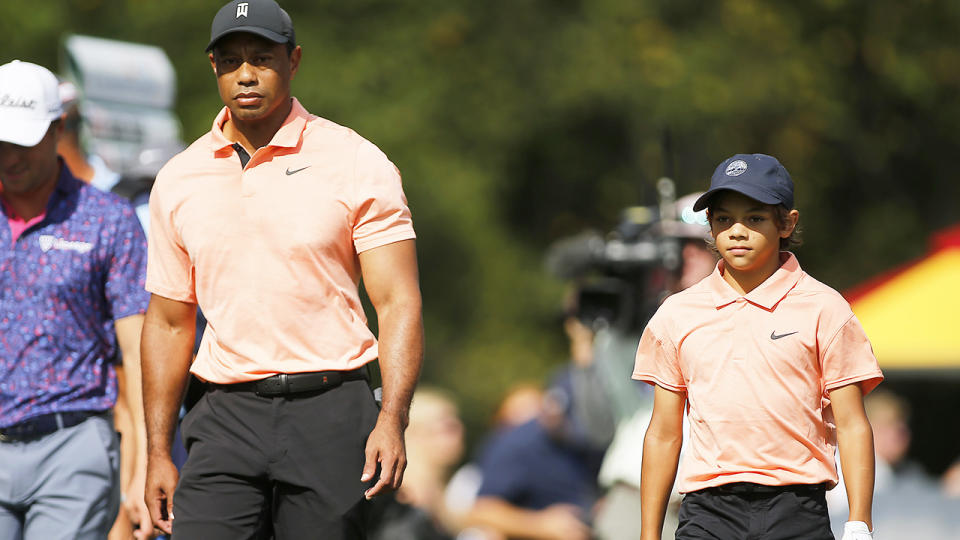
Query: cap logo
0 94 38 110
725 159 748 177
236 2 249 18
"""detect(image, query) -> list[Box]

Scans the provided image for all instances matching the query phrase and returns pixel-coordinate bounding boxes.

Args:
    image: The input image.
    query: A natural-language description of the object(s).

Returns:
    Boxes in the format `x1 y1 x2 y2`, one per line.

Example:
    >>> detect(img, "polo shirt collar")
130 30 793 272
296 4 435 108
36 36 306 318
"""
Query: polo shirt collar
208 97 310 152
45 160 83 222
706 252 803 310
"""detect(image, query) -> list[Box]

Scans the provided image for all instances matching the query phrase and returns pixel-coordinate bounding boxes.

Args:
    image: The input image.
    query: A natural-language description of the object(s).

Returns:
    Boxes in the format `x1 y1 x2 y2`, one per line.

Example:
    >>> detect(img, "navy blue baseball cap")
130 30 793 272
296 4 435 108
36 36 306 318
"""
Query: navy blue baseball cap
692 153 794 211
206 0 296 52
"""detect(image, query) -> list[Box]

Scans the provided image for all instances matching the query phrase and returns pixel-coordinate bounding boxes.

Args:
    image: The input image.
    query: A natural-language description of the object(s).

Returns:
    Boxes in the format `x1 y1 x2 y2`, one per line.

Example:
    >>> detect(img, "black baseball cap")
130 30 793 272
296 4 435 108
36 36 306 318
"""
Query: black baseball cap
692 153 794 211
206 0 296 52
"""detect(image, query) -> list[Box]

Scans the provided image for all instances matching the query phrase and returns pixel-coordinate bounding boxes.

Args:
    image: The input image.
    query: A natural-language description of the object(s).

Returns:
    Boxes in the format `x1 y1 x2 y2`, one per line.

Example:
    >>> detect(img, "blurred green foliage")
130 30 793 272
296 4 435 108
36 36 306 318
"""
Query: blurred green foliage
4 0 959 433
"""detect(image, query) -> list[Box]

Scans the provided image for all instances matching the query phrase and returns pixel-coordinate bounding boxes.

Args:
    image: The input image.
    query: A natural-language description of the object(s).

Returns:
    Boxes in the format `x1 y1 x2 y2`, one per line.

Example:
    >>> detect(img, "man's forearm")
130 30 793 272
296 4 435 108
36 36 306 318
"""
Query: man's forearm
374 300 423 426
141 307 195 458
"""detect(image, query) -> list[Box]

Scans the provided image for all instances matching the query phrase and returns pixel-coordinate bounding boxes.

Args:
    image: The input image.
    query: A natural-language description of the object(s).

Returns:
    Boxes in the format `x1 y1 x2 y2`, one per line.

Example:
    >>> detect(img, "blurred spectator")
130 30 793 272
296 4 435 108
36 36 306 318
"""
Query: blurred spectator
399 387 467 533
941 459 960 498
463 319 606 540
492 383 547 428
442 384 545 540
827 389 957 537
56 80 121 191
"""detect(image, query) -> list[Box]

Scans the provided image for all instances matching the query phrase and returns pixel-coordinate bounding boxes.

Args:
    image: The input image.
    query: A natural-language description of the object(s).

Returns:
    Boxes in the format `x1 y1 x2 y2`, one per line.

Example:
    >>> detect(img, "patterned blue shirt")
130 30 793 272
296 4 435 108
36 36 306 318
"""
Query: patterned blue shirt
0 164 149 427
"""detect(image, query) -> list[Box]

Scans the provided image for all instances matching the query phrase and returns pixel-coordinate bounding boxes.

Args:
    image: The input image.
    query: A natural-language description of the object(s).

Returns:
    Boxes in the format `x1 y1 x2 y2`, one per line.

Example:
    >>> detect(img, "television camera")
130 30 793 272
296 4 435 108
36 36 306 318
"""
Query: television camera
545 178 707 332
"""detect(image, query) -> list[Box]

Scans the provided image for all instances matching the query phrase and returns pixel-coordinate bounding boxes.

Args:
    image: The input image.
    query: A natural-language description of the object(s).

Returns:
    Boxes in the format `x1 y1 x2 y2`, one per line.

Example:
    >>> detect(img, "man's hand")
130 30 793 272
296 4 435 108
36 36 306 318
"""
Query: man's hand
842 521 873 540
144 455 179 535
361 414 407 499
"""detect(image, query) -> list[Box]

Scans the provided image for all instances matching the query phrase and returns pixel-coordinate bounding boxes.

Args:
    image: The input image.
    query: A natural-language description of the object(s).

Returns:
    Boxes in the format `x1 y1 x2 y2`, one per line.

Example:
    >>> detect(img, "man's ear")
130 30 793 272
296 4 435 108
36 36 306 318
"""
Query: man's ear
288 45 302 80
209 52 218 76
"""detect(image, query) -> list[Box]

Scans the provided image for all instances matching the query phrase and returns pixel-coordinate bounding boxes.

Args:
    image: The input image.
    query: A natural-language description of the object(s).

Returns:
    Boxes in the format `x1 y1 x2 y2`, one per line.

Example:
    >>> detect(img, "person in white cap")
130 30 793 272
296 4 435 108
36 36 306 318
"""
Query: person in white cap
0 60 151 540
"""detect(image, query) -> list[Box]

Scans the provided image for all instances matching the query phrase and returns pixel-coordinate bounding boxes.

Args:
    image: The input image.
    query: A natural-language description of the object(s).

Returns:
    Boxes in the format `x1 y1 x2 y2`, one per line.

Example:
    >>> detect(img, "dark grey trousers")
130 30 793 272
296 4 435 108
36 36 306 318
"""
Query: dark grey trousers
676 485 834 540
173 380 380 539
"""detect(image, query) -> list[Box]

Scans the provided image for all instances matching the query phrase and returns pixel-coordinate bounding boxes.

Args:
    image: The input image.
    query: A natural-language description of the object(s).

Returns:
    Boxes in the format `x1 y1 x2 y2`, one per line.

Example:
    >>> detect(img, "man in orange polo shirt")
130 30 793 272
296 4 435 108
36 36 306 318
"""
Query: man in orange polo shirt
634 154 881 540
140 1 423 538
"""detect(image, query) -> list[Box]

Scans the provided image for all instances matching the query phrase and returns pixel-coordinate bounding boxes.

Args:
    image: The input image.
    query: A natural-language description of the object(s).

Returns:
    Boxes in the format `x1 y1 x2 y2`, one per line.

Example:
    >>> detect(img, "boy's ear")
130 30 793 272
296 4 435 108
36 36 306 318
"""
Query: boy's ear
780 209 800 238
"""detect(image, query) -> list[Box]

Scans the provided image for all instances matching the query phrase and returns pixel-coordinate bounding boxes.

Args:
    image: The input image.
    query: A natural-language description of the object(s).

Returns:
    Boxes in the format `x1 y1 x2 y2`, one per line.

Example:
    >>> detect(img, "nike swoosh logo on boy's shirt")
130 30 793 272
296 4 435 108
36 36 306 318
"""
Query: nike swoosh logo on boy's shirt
285 166 310 175
770 331 799 340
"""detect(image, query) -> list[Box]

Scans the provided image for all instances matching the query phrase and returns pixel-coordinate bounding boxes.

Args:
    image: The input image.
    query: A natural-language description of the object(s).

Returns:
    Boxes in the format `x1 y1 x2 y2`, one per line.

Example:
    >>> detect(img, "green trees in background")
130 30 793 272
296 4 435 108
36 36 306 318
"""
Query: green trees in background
4 0 959 430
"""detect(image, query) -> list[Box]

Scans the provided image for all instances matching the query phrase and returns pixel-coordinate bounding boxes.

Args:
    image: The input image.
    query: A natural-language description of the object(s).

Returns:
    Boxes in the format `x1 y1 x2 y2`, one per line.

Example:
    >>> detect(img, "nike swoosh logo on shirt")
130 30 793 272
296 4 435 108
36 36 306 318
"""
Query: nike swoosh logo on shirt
770 331 799 340
285 166 310 175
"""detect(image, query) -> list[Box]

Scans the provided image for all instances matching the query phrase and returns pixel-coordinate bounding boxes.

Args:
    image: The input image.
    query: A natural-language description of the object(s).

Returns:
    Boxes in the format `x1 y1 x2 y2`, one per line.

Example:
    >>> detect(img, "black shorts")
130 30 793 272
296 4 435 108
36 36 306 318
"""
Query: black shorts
676 483 833 540
173 379 381 539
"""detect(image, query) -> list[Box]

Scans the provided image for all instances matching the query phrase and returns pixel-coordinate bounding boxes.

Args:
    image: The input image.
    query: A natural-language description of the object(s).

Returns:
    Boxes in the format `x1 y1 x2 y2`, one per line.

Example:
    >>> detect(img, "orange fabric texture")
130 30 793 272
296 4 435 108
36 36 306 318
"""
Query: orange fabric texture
147 99 415 383
633 253 882 493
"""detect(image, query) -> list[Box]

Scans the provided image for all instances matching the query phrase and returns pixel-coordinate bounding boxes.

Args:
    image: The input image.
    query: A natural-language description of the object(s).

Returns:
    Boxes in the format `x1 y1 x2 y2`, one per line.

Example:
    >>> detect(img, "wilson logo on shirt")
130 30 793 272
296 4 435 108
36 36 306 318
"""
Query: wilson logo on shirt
38 235 93 254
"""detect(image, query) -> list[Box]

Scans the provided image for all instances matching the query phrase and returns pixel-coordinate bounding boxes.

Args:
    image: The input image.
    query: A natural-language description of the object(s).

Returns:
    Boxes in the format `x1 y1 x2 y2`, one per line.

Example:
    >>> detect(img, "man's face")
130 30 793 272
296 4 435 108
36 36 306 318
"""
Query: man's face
209 33 300 124
0 121 62 196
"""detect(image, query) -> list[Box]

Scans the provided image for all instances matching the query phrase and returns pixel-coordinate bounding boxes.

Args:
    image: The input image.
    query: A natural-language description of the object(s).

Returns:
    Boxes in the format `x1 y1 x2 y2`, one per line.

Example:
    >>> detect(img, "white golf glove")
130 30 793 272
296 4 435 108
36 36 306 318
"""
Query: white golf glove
841 521 873 540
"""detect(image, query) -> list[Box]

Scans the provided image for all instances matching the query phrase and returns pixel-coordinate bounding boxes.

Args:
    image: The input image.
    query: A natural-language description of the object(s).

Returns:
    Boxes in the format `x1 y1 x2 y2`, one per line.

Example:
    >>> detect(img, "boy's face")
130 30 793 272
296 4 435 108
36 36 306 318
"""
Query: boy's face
708 191 797 278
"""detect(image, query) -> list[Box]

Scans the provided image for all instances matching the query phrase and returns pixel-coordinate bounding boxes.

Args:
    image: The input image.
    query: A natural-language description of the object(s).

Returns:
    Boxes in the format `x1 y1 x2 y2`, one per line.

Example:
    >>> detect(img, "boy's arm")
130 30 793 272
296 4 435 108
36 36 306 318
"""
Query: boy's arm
831 382 875 531
640 385 686 540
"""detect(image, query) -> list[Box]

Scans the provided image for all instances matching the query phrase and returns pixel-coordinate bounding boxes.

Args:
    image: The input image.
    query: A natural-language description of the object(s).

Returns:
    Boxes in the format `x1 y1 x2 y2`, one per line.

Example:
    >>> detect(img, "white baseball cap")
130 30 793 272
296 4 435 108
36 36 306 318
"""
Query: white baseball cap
0 60 64 147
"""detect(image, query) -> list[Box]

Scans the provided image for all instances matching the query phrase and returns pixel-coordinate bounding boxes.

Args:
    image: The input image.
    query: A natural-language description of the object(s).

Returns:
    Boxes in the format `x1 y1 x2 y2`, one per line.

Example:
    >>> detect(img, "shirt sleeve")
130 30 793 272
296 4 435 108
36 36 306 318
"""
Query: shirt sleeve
821 314 883 395
145 174 197 302
351 140 416 254
632 312 686 391
104 203 150 319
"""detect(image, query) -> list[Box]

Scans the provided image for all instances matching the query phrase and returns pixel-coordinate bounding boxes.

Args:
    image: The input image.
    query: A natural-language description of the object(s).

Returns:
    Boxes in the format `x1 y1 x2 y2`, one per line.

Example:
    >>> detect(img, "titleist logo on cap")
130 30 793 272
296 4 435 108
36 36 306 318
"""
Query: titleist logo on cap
0 94 38 109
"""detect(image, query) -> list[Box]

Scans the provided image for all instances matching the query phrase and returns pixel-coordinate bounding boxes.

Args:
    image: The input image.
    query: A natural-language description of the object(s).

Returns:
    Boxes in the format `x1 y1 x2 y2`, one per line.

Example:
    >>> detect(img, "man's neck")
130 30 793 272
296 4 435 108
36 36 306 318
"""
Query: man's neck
1 165 60 221
222 98 292 154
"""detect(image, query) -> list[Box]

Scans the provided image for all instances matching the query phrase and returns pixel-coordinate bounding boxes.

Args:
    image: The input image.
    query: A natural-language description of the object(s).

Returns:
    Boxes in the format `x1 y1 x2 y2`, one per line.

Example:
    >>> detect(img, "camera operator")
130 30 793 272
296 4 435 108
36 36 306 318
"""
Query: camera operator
570 193 717 540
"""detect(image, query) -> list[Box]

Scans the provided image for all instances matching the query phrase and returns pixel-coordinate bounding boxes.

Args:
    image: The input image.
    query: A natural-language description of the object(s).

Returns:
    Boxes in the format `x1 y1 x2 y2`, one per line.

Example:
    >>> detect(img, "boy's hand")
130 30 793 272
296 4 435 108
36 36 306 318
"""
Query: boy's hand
841 521 873 540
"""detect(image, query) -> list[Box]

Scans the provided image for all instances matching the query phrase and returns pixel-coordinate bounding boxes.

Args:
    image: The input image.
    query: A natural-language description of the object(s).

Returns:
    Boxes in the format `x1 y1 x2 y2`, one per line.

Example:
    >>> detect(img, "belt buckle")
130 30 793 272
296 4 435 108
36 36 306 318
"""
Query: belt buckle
0 430 9 442
255 374 289 397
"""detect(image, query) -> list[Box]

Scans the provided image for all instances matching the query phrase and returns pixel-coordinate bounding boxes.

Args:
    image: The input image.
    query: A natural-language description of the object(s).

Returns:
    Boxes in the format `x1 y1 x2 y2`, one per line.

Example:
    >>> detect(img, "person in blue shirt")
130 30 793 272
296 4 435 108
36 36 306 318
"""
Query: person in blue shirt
0 60 150 540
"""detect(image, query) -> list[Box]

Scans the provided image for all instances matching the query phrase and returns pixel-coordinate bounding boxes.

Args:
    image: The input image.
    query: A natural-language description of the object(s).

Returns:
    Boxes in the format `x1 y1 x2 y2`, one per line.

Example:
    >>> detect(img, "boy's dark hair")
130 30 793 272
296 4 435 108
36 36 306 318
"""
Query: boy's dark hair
705 203 802 252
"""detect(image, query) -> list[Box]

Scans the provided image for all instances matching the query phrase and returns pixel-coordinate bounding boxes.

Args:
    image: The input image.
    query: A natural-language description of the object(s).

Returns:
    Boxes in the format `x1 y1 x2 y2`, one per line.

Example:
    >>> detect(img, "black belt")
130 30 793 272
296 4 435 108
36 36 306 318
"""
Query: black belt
703 482 826 496
0 411 98 442
212 368 368 397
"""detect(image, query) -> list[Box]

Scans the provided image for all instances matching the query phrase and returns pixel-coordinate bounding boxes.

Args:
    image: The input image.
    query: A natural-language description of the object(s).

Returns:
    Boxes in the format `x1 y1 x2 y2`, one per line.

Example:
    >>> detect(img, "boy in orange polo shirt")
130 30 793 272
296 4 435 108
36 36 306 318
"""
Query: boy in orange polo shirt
633 154 881 540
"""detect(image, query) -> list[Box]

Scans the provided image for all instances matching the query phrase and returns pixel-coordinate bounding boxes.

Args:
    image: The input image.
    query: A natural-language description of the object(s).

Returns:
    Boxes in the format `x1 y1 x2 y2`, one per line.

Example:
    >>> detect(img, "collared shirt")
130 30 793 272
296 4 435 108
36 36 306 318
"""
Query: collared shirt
0 164 149 428
147 99 416 383
633 253 883 493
